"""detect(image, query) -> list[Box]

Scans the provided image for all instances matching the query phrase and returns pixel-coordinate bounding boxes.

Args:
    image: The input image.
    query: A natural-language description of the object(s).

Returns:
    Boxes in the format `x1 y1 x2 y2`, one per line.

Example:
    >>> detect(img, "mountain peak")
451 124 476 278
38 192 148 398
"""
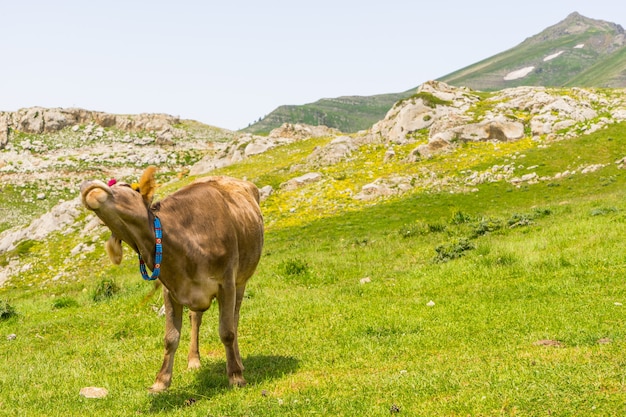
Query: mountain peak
534 12 624 40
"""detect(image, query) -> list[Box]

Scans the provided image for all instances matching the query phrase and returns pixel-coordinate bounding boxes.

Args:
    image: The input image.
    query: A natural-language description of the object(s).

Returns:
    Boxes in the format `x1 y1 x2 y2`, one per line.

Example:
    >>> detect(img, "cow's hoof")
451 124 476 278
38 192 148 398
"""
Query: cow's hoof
229 374 246 388
148 381 169 394
187 358 201 370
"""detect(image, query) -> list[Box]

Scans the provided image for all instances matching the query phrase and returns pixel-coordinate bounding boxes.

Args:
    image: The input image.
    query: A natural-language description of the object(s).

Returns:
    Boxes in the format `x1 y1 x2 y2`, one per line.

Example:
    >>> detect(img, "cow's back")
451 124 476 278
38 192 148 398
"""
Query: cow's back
156 176 263 283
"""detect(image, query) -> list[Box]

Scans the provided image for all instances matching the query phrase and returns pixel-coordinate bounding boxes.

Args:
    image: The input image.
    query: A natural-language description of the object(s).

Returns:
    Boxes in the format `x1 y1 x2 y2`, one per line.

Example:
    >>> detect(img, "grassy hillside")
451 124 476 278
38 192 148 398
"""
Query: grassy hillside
242 92 411 135
566 46 626 87
2 109 626 415
440 12 626 91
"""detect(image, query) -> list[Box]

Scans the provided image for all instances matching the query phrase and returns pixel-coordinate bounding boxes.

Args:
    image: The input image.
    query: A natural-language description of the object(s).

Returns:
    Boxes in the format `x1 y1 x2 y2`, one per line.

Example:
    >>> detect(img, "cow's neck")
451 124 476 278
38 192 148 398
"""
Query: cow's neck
133 211 158 269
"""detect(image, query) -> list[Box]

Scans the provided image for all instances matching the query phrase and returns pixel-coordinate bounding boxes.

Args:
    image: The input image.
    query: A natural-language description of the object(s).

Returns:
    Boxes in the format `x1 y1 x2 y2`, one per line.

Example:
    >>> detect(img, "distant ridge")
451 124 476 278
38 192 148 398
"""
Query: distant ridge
240 92 410 136
243 12 626 135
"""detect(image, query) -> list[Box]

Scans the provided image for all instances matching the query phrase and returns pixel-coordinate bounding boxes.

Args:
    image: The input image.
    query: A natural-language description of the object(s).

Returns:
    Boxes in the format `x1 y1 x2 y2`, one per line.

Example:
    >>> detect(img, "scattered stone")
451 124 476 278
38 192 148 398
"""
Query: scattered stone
280 172 322 191
259 185 273 202
426 300 435 307
79 387 108 399
6 334 16 341
359 277 371 285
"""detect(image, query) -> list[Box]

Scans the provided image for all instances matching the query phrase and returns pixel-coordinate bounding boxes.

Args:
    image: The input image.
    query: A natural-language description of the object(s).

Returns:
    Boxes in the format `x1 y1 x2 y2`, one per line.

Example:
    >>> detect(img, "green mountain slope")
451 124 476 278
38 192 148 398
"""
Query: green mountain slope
440 12 626 90
243 12 625 134
241 91 411 135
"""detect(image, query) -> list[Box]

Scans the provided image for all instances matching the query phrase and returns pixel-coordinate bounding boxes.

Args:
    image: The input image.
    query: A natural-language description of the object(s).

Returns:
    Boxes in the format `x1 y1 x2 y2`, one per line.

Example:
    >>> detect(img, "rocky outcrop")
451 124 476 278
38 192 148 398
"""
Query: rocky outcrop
0 107 185 146
190 123 338 176
0 113 9 149
372 81 477 144
0 197 82 255
304 136 356 167
269 123 340 140
371 81 625 159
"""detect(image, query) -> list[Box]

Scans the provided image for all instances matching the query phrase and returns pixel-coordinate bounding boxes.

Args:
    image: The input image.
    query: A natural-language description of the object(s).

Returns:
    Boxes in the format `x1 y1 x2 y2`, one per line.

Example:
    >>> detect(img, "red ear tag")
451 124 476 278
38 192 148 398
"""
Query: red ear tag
108 179 117 186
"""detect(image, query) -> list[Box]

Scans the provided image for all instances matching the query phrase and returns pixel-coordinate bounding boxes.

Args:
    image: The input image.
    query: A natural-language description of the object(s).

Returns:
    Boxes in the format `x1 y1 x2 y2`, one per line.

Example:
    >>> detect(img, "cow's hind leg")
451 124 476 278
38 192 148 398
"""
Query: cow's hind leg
150 287 183 393
217 278 246 387
187 310 203 369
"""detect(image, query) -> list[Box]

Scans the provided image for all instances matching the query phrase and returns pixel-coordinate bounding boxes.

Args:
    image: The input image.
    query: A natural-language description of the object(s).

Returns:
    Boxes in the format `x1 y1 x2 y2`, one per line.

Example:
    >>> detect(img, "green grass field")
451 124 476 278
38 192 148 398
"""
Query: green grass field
1 122 626 416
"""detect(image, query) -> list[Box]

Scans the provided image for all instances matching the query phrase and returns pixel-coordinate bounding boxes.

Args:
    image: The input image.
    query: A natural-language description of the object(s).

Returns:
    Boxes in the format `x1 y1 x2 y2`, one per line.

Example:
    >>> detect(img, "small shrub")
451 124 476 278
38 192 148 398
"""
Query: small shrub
450 210 473 225
398 222 428 238
52 296 79 309
0 299 17 320
15 240 36 257
428 222 447 233
590 207 618 216
352 238 370 247
508 213 534 228
473 217 503 236
533 208 552 217
92 278 120 302
278 258 310 278
433 238 475 263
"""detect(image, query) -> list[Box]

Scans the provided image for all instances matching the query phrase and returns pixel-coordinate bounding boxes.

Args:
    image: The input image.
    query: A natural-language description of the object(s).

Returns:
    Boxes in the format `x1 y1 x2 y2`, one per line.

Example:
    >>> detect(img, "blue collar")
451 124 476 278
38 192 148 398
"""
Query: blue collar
138 216 162 281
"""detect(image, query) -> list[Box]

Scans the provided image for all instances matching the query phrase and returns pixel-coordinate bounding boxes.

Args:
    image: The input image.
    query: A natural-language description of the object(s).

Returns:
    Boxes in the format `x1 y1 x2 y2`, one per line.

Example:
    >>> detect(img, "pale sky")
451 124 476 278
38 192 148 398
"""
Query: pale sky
0 1 623 131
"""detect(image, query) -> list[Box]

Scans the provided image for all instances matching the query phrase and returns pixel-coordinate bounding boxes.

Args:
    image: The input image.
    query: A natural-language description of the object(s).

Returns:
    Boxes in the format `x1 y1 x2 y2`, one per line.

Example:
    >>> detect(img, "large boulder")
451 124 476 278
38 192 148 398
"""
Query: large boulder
269 123 340 140
0 113 9 149
371 81 478 144
305 136 356 167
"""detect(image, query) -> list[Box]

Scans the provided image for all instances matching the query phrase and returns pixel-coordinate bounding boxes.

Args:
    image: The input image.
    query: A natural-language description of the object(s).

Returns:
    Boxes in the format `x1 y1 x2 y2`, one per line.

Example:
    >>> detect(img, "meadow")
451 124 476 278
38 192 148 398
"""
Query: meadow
1 122 626 416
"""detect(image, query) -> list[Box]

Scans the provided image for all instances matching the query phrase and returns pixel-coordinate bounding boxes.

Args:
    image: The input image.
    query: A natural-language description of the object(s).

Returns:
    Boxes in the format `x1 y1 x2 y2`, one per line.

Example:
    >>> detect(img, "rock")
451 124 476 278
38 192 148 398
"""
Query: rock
0 114 9 149
372 81 477 144
259 185 273 201
79 387 108 399
6 334 16 341
384 147 395 162
269 123 339 140
0 197 82 255
245 138 275 156
280 173 323 191
370 81 620 160
353 182 393 201
305 136 356 166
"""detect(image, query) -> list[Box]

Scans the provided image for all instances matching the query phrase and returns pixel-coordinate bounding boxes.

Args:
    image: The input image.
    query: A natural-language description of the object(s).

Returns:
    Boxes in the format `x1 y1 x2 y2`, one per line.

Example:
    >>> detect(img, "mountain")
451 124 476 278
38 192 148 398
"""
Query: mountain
242 12 626 135
440 12 626 90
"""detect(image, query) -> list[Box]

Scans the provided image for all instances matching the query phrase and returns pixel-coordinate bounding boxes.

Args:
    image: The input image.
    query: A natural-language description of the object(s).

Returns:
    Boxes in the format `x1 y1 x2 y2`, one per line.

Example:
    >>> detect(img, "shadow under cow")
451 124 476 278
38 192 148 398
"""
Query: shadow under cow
149 354 299 411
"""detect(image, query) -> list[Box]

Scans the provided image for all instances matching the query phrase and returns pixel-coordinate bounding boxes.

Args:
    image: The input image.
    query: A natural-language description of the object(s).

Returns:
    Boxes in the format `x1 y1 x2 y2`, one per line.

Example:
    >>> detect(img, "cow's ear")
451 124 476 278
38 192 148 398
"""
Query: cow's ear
105 235 123 265
138 166 157 205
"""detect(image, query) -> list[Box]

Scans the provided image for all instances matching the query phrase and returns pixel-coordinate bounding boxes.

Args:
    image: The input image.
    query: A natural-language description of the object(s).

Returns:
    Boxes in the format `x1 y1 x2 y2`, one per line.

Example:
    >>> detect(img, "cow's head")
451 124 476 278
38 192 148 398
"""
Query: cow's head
80 166 158 264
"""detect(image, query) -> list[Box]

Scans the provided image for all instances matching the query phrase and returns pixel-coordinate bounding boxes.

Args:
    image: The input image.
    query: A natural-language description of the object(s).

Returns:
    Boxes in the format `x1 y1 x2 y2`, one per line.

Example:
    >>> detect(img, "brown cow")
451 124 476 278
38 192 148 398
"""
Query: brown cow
80 166 264 392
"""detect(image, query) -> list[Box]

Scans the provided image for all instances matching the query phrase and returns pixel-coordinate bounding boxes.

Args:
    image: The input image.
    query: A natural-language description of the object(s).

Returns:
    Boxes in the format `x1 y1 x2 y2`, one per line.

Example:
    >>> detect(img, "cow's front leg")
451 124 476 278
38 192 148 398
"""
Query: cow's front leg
217 279 246 387
150 287 183 393
187 310 203 369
